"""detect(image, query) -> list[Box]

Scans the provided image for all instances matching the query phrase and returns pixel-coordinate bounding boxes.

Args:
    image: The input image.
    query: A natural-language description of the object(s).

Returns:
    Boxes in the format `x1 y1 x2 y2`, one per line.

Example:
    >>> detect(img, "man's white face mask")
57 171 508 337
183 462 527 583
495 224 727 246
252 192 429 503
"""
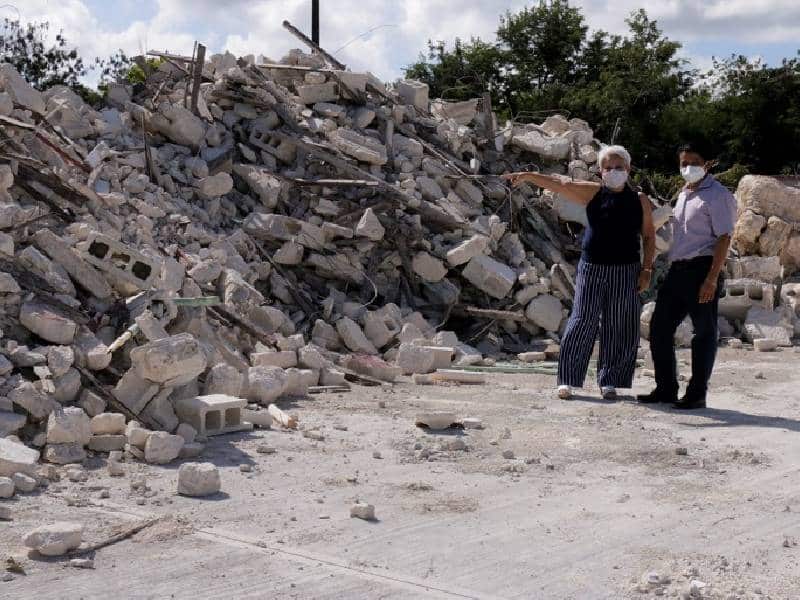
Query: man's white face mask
681 165 706 184
602 168 628 189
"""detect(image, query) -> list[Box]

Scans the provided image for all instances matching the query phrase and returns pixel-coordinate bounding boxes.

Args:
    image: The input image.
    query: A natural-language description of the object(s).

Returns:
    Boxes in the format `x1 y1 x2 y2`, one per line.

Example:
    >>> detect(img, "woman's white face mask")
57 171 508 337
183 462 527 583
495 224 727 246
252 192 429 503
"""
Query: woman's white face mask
681 165 706 184
602 168 628 189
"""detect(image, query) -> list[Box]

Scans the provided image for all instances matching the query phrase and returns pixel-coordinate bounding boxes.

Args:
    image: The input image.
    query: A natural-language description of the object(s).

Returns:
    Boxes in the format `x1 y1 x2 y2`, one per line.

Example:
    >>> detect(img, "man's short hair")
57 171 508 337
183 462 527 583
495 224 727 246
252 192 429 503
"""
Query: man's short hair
678 140 713 161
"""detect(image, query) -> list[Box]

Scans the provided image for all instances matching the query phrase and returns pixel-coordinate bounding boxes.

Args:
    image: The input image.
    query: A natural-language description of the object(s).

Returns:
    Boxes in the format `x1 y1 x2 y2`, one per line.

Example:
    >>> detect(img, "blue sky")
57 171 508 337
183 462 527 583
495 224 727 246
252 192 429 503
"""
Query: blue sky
8 1 800 84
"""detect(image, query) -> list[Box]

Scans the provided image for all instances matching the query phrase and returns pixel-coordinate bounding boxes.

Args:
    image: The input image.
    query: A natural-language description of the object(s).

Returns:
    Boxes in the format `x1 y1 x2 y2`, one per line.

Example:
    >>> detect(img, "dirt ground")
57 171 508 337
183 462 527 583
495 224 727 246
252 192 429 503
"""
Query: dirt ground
2 346 800 599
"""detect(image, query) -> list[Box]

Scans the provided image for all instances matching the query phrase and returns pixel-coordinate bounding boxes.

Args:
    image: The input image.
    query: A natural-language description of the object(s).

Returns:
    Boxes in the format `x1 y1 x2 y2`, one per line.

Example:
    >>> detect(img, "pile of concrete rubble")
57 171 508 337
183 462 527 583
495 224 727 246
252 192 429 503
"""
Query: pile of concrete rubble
0 41 797 477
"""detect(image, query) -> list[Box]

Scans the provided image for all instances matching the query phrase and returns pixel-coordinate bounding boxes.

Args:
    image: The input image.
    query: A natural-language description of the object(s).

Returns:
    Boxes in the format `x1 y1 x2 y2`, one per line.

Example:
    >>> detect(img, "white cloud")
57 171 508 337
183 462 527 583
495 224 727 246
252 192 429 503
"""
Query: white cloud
4 0 798 87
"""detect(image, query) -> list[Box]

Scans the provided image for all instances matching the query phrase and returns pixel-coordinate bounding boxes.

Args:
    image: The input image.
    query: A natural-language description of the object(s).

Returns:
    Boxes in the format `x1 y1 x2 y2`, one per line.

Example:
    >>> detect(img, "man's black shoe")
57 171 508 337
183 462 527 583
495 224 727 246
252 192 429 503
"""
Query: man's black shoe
672 395 707 410
637 390 677 404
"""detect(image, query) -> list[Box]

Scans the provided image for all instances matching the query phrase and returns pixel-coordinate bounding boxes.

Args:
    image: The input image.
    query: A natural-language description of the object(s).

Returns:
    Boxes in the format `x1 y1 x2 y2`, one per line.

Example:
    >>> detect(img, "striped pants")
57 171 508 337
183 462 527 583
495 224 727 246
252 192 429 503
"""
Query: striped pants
557 261 641 388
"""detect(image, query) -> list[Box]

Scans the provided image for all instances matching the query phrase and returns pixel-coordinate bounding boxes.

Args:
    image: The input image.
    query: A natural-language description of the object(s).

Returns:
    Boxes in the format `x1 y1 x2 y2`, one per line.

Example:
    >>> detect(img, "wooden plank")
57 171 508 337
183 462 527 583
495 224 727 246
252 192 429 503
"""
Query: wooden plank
147 50 194 63
288 178 379 187
461 306 526 322
282 20 346 69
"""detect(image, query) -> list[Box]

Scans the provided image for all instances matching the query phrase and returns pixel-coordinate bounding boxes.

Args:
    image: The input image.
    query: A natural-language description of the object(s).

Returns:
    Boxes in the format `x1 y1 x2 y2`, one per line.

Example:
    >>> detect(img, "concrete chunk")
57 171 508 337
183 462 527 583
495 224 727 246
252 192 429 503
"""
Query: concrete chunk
355 208 385 241
461 255 515 299
247 366 288 404
46 406 91 446
144 432 184 464
130 333 207 387
88 435 126 452
0 438 40 477
43 443 86 465
397 343 436 375
23 522 83 556
90 413 126 435
0 64 45 113
526 294 564 332
329 128 387 165
743 307 793 346
446 235 489 267
0 476 13 498
178 462 221 497
412 252 447 283
112 369 159 414
204 363 244 397
396 80 429 112
336 318 378 355
9 381 59 420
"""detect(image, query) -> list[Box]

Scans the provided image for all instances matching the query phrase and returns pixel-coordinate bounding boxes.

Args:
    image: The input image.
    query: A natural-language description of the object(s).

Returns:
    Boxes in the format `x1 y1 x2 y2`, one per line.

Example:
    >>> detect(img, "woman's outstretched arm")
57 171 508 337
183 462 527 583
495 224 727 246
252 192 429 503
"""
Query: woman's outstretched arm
502 171 601 206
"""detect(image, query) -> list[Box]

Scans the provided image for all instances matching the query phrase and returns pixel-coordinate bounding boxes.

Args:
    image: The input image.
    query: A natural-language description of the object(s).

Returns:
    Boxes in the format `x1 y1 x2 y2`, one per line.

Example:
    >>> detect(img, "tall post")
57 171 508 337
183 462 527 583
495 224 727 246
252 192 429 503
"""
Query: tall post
482 92 495 142
190 43 206 116
311 0 320 44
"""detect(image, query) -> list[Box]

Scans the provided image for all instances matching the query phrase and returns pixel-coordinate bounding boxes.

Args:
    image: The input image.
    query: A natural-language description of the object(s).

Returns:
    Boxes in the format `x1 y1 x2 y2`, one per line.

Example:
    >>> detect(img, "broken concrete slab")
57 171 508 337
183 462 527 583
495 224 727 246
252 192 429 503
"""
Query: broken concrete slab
19 301 77 345
329 128 387 165
243 212 325 250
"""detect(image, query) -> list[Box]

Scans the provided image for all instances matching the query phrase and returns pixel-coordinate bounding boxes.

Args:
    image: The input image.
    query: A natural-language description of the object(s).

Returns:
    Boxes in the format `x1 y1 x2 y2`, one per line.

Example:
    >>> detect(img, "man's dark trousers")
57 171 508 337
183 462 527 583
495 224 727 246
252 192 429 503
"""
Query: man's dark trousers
650 256 722 401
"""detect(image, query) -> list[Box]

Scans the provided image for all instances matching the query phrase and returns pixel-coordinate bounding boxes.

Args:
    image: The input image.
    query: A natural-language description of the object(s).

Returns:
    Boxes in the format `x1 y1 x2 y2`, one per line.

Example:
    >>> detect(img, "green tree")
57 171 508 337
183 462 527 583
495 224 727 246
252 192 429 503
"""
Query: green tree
0 19 131 105
405 37 504 103
563 10 693 169
706 55 800 174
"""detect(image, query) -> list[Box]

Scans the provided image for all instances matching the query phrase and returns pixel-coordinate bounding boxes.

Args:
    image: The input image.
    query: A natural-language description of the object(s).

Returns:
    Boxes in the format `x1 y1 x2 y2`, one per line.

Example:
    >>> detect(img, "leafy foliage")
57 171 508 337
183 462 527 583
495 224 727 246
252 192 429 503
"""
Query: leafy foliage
405 2 800 176
0 20 132 106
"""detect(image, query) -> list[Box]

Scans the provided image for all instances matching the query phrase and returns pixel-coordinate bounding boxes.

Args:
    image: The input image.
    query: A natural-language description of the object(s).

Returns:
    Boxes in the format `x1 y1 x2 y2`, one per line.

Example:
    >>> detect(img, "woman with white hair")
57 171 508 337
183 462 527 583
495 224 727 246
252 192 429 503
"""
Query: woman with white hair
504 145 656 400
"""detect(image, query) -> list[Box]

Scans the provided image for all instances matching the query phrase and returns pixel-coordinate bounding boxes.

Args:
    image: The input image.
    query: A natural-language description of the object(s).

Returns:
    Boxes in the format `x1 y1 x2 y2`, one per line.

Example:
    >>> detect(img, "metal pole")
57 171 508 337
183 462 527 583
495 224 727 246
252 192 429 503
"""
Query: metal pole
312 0 320 44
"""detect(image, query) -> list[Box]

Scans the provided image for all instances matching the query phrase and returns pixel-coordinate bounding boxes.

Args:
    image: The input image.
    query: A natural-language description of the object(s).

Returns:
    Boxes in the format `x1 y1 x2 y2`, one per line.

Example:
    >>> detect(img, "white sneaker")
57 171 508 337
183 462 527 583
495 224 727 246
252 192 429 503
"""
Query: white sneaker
601 386 617 400
557 385 572 400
